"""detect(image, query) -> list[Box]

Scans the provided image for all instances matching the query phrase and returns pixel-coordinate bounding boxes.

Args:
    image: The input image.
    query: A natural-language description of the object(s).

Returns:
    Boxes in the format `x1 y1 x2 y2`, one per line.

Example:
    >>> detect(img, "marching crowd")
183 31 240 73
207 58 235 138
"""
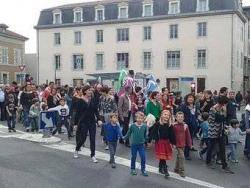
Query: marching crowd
0 80 250 178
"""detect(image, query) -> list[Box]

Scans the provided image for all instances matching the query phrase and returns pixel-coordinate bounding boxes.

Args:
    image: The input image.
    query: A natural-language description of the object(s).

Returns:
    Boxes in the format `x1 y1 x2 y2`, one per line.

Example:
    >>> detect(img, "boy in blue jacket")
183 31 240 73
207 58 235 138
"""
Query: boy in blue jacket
103 113 123 168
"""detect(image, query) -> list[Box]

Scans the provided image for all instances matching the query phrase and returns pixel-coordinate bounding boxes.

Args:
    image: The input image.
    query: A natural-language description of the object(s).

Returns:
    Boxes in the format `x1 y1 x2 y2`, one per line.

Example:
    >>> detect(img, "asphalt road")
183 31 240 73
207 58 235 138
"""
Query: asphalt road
0 120 250 188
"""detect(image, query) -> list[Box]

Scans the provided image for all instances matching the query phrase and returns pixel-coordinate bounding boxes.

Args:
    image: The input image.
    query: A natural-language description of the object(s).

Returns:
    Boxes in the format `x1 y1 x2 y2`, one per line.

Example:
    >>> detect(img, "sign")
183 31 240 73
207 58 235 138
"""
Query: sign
19 65 26 72
40 111 57 130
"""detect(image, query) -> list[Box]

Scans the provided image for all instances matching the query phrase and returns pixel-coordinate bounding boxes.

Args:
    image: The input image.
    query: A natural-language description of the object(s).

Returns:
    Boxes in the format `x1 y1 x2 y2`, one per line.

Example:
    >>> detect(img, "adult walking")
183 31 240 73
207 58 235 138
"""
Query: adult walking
244 95 250 159
74 85 100 163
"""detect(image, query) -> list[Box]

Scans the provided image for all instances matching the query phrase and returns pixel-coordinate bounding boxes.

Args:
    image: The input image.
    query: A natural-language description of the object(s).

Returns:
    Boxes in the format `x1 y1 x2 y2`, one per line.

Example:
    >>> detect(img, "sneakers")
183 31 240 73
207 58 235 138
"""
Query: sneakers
164 168 170 178
105 145 109 150
222 167 234 174
231 159 239 163
141 171 149 177
111 163 116 169
92 156 98 163
12 129 16 132
130 169 137 176
198 151 203 160
74 151 79 159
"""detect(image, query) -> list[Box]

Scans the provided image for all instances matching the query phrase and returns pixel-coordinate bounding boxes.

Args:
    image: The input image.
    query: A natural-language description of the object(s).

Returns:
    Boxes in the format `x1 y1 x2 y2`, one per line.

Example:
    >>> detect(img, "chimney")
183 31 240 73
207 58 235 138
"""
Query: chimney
0 24 8 32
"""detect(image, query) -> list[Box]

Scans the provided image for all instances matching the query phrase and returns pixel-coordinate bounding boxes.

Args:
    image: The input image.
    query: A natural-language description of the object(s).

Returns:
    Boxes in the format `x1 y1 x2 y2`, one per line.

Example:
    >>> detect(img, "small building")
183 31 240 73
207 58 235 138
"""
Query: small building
0 24 28 85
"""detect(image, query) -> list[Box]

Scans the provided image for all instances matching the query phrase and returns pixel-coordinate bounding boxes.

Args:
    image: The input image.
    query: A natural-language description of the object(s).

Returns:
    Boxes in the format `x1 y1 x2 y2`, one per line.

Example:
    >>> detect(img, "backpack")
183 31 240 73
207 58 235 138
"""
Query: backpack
0 91 5 102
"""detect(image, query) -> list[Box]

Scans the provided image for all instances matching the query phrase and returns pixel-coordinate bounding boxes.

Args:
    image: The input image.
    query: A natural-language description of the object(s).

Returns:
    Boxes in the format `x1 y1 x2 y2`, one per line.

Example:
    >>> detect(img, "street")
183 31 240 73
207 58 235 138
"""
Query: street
0 122 249 188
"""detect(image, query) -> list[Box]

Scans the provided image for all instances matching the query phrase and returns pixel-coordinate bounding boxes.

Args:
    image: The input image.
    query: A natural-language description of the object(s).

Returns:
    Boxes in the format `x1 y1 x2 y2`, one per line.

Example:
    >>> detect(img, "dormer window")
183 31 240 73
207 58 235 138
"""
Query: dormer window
143 0 153 17
95 5 105 21
74 8 83 22
168 0 180 15
118 2 128 19
196 0 209 12
53 9 62 24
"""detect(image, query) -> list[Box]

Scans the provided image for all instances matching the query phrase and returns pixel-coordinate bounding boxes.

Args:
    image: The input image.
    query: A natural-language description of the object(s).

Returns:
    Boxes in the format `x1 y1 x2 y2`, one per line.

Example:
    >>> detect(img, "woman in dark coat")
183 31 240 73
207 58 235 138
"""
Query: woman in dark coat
74 85 100 163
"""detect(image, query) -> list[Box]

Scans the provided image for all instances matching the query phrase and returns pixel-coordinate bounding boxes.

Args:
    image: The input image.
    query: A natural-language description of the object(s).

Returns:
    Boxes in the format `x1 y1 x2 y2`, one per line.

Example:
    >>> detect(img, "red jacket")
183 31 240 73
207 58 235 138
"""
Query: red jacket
173 123 192 148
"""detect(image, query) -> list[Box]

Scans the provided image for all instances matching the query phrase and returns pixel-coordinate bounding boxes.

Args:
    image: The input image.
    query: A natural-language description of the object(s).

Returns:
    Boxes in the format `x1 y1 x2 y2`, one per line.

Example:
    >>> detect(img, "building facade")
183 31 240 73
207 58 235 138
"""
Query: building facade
0 24 28 85
36 0 248 93
25 53 38 84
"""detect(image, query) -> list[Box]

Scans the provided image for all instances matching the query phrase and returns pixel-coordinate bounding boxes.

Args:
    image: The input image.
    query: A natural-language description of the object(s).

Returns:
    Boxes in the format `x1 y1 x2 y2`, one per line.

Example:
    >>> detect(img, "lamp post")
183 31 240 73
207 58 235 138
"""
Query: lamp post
18 65 26 86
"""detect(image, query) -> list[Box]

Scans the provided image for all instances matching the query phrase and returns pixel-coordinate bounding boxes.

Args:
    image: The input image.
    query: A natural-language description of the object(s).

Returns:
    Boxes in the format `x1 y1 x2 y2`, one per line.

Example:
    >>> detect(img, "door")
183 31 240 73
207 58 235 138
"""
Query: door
197 78 206 93
166 78 179 92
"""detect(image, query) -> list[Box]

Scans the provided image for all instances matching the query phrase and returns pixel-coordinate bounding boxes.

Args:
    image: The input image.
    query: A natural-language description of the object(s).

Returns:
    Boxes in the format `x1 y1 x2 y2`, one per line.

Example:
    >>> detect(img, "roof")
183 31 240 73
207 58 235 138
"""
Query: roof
36 0 242 29
0 24 28 41
243 6 250 18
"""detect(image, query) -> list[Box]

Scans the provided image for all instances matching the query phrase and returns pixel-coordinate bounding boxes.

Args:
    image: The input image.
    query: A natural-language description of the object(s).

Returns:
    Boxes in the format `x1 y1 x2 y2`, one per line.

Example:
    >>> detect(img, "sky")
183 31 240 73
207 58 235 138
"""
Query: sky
0 0 250 54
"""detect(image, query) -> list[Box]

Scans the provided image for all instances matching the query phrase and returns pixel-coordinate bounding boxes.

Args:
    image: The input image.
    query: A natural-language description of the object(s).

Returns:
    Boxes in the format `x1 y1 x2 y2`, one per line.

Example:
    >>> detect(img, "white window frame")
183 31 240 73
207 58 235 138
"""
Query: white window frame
196 0 209 12
142 1 153 17
143 26 152 40
0 72 9 84
14 72 23 85
169 24 178 39
197 49 207 69
96 53 104 70
72 54 84 71
53 9 62 24
168 0 180 14
116 52 129 70
54 33 61 45
74 8 83 23
96 30 104 43
54 54 61 70
95 5 105 21
143 51 152 70
117 28 129 42
74 31 82 45
198 22 207 37
165 50 181 69
1 47 8 64
14 48 22 64
118 3 128 19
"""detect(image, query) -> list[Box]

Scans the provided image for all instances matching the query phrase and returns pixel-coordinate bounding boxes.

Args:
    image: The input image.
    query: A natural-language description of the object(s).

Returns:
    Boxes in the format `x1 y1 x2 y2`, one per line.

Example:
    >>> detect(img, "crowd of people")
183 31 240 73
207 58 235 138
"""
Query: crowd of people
0 78 250 178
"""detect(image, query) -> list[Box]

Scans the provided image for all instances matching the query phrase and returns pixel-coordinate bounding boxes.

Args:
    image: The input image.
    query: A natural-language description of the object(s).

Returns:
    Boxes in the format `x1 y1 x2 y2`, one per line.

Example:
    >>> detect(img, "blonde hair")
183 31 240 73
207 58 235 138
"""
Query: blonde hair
135 111 145 119
109 113 118 119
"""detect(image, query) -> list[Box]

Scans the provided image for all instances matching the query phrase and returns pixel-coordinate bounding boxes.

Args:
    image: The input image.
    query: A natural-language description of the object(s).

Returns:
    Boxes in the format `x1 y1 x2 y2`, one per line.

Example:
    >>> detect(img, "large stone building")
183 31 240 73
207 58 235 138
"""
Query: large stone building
0 24 28 85
36 0 249 94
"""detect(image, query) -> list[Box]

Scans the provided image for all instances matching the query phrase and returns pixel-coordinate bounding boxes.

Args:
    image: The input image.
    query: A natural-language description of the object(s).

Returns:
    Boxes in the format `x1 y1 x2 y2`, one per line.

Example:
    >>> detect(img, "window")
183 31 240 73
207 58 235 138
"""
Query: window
96 53 104 70
119 7 128 19
197 50 206 68
74 8 82 22
144 26 151 40
198 22 207 37
96 30 103 43
1 73 9 84
170 24 178 39
15 73 22 85
117 28 129 41
197 0 209 12
117 53 129 70
73 79 83 87
143 4 153 17
95 8 105 21
14 49 22 64
168 1 180 14
166 51 180 69
54 33 61 45
53 11 62 24
143 52 152 69
74 31 82 44
73 54 83 70
1 47 8 64
55 55 61 70
55 79 61 86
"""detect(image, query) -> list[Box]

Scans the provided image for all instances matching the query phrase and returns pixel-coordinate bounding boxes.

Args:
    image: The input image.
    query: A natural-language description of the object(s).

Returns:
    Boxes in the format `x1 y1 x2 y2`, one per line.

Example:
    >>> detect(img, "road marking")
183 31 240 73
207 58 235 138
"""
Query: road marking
44 142 224 188
0 124 223 188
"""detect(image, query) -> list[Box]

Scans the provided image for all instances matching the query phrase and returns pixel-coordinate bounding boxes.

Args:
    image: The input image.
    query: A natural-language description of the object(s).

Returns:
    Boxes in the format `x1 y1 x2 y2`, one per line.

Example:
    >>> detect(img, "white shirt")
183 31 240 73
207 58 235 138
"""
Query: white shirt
48 104 69 117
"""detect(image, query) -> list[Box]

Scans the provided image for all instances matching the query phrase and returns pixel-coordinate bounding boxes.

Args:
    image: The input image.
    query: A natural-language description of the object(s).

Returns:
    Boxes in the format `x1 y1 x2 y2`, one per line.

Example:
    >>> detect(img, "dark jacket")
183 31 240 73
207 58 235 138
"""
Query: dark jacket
20 91 33 110
180 104 199 132
103 123 123 142
149 122 176 144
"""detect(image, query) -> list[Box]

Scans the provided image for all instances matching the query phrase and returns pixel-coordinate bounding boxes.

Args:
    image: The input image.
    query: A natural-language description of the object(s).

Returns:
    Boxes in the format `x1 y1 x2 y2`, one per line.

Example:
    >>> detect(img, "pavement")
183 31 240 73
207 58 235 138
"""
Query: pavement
0 113 250 188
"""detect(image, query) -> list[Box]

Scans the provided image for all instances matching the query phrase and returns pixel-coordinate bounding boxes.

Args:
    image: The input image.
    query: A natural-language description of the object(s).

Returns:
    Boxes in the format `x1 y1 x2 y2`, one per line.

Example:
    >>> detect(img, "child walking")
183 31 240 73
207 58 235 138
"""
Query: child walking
227 119 245 163
124 111 148 177
173 112 192 178
149 110 175 178
198 112 210 160
103 113 123 168
29 98 40 132
6 94 17 132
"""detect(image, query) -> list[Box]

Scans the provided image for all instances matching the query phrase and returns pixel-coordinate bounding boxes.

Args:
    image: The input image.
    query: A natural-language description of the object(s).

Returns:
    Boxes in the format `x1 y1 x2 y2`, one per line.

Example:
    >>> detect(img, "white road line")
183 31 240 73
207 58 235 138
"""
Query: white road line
44 142 224 188
0 124 224 188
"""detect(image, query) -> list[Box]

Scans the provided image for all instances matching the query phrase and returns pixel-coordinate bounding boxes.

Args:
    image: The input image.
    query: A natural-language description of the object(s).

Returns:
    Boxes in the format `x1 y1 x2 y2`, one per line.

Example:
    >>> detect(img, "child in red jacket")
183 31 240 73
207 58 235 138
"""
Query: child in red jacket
173 111 192 178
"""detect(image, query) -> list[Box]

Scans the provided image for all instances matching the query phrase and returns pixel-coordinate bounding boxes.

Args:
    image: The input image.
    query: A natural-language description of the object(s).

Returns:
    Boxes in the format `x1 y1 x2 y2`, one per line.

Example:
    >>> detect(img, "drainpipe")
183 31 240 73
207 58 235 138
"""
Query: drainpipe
36 29 39 85
231 14 234 90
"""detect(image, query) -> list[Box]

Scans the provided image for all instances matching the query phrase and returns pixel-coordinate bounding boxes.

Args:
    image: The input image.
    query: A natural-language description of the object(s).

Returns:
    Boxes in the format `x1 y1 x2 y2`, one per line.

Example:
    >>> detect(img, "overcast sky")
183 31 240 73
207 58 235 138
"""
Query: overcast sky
0 0 250 53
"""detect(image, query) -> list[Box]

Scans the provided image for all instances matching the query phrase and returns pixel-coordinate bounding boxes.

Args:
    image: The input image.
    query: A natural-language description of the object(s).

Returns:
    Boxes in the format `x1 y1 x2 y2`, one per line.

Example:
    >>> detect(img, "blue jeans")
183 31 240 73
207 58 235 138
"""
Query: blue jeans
228 143 237 160
23 109 30 129
7 114 16 130
131 144 146 172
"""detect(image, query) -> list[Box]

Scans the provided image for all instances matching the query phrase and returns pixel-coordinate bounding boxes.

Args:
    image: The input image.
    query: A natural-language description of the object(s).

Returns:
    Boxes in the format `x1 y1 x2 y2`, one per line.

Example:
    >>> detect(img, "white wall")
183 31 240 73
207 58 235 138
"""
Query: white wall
38 13 243 91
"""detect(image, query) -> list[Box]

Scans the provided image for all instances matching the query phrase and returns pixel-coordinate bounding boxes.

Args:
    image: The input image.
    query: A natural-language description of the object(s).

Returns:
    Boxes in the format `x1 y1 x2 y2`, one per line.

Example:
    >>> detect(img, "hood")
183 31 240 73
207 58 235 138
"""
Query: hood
146 74 156 82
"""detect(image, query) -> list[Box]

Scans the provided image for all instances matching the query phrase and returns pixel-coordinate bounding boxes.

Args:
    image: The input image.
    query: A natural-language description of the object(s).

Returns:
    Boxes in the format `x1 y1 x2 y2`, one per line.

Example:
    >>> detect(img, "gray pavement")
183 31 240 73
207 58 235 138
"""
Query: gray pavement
0 118 250 188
